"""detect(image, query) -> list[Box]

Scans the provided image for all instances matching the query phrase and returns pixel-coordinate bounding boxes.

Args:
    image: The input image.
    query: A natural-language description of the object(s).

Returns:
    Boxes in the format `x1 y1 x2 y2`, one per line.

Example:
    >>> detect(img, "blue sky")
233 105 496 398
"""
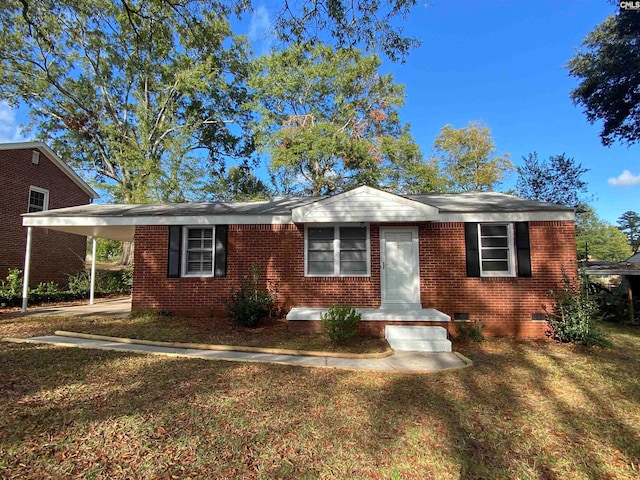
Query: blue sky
1 1 637 224
250 0 639 224
384 0 639 224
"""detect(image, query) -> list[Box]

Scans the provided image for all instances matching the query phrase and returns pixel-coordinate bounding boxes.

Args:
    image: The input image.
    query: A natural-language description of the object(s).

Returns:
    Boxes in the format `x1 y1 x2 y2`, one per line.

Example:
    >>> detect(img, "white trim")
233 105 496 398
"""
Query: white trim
478 223 516 277
181 226 216 277
304 224 371 277
380 227 421 307
28 186 49 212
23 214 293 227
0 141 98 199
89 237 97 304
21 227 33 312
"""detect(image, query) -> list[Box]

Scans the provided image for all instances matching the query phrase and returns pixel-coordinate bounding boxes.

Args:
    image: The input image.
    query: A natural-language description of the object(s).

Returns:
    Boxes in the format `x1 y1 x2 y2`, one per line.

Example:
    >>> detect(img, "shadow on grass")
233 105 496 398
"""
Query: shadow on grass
1 326 640 479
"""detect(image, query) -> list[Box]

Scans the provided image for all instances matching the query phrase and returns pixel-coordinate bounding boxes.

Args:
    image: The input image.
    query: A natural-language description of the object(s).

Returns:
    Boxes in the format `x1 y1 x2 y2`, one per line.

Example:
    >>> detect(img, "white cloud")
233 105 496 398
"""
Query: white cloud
249 5 274 54
608 170 640 187
0 101 28 143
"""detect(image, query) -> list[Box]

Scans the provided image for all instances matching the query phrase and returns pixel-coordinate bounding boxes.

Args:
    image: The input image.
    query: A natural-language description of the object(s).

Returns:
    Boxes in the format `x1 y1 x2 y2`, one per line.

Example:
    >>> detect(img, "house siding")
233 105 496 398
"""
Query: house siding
0 148 91 286
132 220 577 338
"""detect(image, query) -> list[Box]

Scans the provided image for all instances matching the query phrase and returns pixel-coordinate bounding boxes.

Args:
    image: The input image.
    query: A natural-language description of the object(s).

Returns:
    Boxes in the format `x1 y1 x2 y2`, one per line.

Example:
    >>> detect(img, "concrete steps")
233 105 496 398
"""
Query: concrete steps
385 325 452 352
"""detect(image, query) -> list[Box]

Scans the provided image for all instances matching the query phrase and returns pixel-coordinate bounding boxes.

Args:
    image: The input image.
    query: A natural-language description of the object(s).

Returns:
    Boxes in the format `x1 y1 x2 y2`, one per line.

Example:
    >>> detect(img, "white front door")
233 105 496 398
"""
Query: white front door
380 228 420 308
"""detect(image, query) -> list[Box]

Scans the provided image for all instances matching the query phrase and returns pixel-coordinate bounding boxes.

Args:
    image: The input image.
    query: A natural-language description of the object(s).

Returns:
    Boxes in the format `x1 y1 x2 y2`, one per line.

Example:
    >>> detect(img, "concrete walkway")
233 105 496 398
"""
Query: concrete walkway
3 334 472 373
8 297 132 318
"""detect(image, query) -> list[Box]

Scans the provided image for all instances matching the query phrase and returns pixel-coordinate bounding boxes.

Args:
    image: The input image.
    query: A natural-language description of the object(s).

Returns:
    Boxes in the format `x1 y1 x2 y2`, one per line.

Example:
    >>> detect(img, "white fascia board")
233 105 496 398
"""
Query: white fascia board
23 214 294 227
292 185 439 223
0 141 99 199
435 211 575 222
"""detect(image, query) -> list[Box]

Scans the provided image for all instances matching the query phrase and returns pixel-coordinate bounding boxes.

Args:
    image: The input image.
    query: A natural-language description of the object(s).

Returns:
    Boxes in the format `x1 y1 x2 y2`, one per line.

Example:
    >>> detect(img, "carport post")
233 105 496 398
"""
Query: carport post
21 226 33 313
89 236 97 305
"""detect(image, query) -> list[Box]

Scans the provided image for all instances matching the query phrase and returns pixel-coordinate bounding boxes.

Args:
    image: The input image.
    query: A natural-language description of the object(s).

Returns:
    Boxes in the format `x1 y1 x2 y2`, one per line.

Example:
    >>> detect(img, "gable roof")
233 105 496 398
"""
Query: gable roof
0 141 99 199
22 185 575 241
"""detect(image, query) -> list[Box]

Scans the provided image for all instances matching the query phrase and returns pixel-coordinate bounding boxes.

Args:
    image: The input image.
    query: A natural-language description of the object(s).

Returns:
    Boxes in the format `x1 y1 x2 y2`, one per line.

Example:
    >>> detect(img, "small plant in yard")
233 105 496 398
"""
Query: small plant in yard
321 305 361 344
546 273 609 347
455 319 485 342
226 264 277 328
0 268 23 296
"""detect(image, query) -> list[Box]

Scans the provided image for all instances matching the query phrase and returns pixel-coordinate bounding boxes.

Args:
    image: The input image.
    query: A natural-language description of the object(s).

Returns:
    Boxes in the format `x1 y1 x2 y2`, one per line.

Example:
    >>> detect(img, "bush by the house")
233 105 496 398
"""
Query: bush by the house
226 266 277 328
455 319 485 342
321 305 361 344
0 268 132 308
67 269 133 295
546 276 609 347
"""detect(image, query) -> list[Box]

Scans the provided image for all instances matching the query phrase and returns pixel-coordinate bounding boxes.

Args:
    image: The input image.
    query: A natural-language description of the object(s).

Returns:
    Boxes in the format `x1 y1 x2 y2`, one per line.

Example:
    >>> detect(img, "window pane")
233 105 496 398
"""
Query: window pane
309 251 334 262
340 250 366 262
482 260 509 272
340 261 367 274
308 227 334 240
481 237 508 248
308 240 334 250
340 239 366 250
481 225 507 237
482 249 508 260
340 227 366 240
308 261 334 274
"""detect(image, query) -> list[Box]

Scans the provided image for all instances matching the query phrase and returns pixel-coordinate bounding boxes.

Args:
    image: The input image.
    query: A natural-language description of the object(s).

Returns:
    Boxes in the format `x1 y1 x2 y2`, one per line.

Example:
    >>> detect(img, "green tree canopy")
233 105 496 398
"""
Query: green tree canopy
617 210 640 254
432 121 513 192
0 0 253 203
515 152 590 208
249 44 420 196
208 165 271 202
568 11 640 146
576 207 632 262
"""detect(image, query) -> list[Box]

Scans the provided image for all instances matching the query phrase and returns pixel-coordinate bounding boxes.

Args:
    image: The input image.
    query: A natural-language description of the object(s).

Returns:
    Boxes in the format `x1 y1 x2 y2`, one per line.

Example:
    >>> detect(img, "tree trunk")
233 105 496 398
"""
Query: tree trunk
119 241 134 266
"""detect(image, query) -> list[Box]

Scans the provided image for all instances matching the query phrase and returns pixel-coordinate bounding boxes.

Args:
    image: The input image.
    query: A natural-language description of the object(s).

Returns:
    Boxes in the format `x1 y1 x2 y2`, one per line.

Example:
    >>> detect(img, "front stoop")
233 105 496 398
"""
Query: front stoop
384 326 452 353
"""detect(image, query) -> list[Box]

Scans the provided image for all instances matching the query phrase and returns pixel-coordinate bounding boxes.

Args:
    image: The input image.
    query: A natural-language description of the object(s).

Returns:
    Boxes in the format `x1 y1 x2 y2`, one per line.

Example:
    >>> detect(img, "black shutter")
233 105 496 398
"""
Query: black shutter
465 223 480 277
515 222 532 277
167 226 182 278
214 225 228 278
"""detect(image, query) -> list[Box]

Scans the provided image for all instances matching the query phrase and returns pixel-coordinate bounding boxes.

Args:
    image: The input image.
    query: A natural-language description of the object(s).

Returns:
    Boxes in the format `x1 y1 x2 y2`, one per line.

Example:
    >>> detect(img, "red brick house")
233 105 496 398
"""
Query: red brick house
0 142 98 286
22 186 577 337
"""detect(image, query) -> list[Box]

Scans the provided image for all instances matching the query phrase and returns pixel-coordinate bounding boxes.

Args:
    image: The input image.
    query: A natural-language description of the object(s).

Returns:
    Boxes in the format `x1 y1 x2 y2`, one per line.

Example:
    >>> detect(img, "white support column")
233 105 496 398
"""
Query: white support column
89 236 97 305
21 227 33 313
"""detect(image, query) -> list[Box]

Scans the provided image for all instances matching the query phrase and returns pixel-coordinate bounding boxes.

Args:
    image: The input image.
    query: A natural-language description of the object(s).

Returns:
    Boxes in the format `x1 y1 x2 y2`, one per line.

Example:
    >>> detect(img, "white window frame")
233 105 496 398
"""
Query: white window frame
27 186 49 213
304 224 370 277
478 223 516 277
181 226 216 277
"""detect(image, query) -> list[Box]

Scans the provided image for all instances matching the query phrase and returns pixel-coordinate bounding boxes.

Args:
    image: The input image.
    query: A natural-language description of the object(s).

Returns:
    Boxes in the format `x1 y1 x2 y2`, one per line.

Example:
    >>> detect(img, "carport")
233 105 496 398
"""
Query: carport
21 204 136 312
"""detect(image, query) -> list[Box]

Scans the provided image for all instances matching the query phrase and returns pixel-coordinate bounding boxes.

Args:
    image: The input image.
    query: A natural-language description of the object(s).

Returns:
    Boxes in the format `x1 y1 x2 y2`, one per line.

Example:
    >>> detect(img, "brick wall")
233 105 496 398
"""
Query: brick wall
132 220 577 338
0 148 92 286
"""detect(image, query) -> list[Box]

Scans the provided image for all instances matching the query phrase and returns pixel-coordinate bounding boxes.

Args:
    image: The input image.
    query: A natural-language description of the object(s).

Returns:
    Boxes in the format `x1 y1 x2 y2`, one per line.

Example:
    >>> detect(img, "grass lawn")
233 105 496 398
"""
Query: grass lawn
1 316 639 479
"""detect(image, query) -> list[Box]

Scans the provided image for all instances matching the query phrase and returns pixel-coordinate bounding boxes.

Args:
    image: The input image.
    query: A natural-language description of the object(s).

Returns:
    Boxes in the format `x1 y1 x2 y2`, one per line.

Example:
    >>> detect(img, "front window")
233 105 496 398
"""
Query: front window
478 223 515 276
306 225 369 276
28 186 49 213
183 227 215 276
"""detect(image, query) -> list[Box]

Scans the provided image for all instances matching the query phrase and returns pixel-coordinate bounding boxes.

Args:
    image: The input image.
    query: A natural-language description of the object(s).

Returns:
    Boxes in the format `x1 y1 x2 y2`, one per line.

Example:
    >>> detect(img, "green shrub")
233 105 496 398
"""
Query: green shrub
546 276 609 347
67 269 133 295
455 320 485 342
321 305 361 344
226 265 277 328
0 268 23 296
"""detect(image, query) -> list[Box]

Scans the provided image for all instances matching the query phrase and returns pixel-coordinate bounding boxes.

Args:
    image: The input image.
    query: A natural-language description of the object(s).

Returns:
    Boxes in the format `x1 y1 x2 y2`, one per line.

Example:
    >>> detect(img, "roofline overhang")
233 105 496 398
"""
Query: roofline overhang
0 141 99 199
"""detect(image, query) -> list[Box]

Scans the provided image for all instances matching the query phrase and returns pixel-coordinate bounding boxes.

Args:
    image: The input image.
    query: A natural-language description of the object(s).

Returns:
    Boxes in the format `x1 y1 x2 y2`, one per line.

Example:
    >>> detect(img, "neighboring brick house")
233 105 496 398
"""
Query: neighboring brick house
22 186 577 338
0 142 98 286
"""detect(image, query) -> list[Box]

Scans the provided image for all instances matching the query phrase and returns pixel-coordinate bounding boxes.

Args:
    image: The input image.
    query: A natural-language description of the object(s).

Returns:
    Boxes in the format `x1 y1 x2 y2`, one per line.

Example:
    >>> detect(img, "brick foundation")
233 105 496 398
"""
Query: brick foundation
132 221 576 338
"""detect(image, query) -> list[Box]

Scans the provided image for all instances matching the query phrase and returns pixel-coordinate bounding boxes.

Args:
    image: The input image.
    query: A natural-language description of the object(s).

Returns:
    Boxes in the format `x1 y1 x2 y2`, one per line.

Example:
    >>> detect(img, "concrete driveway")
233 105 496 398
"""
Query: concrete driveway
10 297 132 318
